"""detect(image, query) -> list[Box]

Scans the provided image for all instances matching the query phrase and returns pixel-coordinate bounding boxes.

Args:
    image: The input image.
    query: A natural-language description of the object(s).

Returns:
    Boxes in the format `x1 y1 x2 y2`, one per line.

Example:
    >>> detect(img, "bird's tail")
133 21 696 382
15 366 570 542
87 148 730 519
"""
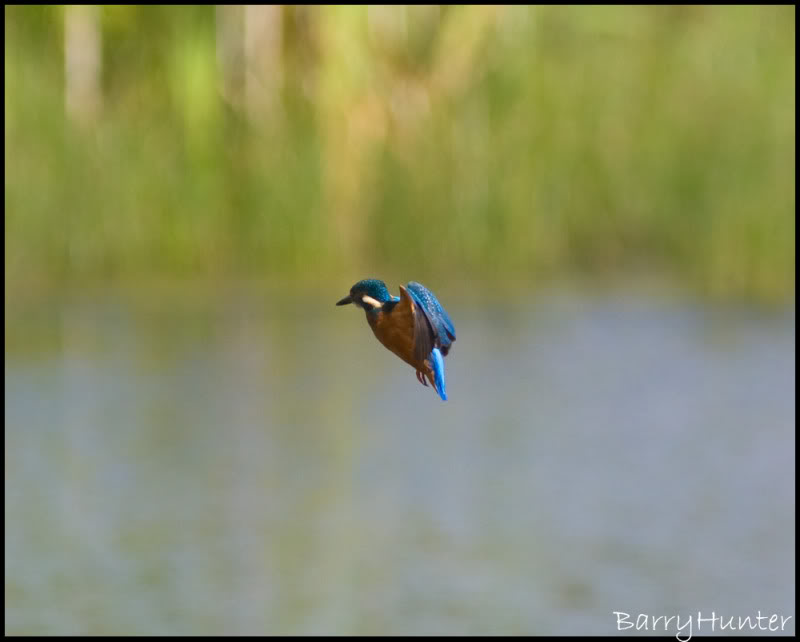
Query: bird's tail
431 348 447 401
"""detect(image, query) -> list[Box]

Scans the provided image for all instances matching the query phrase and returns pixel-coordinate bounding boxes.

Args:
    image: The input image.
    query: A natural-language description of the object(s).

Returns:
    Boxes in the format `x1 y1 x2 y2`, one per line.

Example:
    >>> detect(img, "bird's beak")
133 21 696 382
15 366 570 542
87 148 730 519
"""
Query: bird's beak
336 294 353 306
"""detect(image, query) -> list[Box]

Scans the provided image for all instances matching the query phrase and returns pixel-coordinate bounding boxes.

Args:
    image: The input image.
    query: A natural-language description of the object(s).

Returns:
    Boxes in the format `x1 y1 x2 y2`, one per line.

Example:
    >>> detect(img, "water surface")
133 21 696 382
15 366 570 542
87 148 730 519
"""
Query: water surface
5 286 795 635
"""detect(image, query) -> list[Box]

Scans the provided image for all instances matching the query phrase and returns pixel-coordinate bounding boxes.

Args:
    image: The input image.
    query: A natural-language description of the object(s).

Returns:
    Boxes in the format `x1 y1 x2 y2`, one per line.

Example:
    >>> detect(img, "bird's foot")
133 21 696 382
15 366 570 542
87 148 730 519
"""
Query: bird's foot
416 370 428 387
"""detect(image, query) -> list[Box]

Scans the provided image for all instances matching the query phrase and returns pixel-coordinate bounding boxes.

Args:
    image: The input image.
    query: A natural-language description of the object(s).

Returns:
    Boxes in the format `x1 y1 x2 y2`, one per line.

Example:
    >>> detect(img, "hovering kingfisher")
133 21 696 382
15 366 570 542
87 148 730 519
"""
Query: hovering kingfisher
336 279 456 401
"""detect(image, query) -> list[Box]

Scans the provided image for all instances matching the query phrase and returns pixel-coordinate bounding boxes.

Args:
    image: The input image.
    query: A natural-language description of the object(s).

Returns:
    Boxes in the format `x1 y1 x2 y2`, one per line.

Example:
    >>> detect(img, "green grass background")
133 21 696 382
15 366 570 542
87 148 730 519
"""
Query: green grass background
5 6 795 301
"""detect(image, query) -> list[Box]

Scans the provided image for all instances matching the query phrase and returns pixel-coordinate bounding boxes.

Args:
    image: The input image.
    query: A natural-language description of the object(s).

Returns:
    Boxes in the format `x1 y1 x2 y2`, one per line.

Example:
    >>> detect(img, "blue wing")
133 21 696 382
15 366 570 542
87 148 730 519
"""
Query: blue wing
405 281 456 355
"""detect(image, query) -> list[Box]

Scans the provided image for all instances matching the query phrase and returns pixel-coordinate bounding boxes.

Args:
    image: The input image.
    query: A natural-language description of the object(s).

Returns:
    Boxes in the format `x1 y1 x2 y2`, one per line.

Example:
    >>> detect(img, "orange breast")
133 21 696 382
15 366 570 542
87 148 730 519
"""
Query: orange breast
368 307 429 375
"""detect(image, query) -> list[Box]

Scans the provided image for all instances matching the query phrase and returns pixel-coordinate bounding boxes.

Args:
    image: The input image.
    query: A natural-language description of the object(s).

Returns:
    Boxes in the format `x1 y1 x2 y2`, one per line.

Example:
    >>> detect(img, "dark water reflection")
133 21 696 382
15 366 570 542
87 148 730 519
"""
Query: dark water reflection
5 287 795 635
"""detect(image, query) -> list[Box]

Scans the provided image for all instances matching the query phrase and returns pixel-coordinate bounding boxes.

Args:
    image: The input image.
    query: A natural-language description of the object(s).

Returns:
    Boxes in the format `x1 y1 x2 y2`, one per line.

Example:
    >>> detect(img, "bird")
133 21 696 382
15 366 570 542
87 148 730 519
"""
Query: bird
336 279 456 401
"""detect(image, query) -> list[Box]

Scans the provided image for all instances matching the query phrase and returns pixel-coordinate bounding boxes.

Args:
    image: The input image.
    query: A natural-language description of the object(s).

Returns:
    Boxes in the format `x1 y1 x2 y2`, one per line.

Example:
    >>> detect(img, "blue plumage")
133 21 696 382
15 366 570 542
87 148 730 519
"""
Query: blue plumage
430 348 447 401
350 279 394 304
336 278 456 400
405 281 456 355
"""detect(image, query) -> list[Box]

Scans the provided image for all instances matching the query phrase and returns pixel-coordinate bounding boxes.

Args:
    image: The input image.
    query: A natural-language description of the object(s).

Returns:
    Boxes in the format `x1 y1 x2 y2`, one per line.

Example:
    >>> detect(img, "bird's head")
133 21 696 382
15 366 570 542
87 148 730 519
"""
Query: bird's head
336 279 393 311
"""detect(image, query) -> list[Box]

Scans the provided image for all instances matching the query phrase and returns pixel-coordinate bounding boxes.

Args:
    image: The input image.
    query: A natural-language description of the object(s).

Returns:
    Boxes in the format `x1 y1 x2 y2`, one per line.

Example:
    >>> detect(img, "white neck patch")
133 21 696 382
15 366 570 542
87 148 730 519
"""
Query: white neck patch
361 295 383 309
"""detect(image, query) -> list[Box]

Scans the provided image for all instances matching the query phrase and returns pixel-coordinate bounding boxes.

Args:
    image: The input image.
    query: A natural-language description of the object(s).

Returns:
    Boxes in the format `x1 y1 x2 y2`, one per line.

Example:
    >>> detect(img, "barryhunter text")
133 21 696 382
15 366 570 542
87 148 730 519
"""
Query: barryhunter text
613 611 793 641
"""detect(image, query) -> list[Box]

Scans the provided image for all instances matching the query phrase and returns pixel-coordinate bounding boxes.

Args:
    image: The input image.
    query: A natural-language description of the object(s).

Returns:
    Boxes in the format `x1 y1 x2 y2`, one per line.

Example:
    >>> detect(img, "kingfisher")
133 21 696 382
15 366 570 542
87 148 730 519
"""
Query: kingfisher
336 279 456 401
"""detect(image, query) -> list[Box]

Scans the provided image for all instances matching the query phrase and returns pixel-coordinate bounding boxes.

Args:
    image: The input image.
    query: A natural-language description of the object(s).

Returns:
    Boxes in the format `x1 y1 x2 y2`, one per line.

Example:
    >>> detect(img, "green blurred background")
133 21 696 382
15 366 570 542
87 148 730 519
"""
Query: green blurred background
5 5 796 637
5 4 795 298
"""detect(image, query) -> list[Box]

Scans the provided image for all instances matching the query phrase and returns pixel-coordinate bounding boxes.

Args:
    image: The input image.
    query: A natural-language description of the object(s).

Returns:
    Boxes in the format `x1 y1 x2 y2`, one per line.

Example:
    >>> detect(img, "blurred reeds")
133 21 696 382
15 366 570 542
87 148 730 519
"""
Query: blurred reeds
4 5 795 300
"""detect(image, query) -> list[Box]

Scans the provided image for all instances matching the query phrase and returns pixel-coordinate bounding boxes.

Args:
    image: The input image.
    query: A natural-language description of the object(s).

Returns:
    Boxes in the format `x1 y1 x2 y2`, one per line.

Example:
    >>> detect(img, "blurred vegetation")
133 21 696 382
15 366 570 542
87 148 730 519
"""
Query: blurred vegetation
4 5 795 300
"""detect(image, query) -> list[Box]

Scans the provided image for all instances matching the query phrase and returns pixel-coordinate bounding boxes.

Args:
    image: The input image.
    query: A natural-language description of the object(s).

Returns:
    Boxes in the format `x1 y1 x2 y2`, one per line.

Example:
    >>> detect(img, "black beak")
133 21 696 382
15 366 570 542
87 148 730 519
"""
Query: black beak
336 294 353 306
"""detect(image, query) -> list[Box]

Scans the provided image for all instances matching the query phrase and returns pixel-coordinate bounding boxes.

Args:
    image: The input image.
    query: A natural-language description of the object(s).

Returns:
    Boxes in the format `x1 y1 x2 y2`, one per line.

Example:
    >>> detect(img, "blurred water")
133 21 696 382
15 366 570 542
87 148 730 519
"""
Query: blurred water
4 286 795 635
